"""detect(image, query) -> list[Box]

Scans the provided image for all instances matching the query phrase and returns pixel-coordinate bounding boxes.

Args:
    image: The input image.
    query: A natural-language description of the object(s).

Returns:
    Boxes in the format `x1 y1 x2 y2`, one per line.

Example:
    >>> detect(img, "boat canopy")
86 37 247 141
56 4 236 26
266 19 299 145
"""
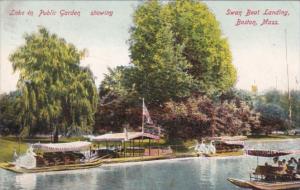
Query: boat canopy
246 149 291 157
223 141 245 146
32 141 92 153
208 136 247 141
90 132 160 142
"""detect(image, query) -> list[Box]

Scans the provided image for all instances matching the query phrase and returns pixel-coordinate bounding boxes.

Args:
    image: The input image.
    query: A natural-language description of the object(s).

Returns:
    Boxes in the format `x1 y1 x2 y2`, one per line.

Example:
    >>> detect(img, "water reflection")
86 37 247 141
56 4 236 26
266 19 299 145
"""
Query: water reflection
1 139 300 190
15 174 36 190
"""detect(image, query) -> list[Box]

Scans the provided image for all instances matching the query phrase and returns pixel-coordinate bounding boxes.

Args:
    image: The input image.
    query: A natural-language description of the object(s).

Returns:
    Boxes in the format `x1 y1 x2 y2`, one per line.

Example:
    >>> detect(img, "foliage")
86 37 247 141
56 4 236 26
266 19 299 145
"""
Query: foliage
254 103 289 134
95 99 141 133
96 0 238 133
0 92 20 135
262 89 282 104
99 66 138 103
95 66 140 132
9 27 98 140
129 8 195 104
255 89 300 129
160 96 260 141
129 0 237 99
290 90 300 128
96 0 237 134
218 88 254 107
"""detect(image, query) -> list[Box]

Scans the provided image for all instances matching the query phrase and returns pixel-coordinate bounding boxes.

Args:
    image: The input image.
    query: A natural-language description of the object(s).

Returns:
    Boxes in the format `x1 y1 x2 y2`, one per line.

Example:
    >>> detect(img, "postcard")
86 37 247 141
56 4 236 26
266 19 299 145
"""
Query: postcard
0 1 299 190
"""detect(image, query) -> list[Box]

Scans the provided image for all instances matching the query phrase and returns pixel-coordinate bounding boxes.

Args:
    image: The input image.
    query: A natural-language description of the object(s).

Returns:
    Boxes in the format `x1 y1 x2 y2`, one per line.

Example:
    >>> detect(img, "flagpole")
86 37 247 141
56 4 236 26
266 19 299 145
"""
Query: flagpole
142 98 144 134
285 28 292 125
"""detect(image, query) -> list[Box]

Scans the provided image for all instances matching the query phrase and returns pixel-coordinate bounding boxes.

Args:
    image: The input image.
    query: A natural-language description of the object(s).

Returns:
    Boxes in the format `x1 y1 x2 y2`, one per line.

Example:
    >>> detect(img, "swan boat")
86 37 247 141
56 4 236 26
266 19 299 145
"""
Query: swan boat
228 149 300 190
0 141 103 174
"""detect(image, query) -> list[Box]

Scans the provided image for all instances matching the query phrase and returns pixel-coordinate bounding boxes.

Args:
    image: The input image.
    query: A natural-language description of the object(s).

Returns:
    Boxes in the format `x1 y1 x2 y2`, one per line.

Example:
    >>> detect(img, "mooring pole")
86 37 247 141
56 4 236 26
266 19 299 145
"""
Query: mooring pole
148 139 151 156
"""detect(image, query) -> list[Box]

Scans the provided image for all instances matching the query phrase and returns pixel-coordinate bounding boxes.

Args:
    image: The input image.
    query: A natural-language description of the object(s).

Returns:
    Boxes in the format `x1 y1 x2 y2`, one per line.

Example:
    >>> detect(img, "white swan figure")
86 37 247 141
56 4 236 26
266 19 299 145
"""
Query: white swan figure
196 140 209 154
13 149 18 162
206 141 216 154
15 145 37 169
194 140 199 151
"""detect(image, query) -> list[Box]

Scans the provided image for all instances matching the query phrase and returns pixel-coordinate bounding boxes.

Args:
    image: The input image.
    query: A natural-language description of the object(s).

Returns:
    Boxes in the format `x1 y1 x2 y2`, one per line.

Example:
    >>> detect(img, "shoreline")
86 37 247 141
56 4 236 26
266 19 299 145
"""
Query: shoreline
0 151 244 174
101 156 199 167
100 151 244 165
102 154 246 167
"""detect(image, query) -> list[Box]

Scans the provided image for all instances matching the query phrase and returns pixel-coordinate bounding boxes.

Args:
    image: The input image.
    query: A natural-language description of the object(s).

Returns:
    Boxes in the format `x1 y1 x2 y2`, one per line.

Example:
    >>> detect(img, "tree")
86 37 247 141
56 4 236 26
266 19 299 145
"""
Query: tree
96 0 237 133
255 89 300 129
263 89 282 104
129 0 237 99
254 103 288 134
160 96 260 141
219 88 254 107
96 66 141 132
290 90 300 128
9 27 98 141
0 92 20 135
99 66 138 104
129 14 194 103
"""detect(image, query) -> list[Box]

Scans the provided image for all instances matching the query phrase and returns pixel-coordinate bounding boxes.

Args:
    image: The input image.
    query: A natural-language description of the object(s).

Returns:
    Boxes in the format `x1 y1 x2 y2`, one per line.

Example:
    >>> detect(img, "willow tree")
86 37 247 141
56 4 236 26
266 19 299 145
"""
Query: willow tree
10 27 98 141
129 0 237 97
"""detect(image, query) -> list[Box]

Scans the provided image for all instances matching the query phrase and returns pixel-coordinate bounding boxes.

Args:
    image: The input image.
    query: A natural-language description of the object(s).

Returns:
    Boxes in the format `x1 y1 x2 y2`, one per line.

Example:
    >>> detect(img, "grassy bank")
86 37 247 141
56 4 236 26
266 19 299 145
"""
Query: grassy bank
0 136 85 162
0 138 28 162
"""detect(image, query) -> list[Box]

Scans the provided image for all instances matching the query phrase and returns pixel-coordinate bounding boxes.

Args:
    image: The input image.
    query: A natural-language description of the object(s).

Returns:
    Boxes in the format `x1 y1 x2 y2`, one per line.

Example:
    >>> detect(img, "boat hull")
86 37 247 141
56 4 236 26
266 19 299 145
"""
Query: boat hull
228 178 300 190
0 159 102 174
227 178 253 188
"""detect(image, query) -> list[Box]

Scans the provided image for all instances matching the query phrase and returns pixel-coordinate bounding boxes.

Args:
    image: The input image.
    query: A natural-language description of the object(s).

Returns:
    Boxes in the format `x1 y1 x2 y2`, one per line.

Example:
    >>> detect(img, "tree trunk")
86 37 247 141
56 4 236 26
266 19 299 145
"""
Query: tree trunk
53 125 59 143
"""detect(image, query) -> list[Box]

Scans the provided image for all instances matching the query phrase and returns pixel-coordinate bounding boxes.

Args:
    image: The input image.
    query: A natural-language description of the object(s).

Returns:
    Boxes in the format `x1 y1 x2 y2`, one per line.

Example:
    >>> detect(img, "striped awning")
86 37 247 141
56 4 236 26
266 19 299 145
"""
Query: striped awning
32 141 92 152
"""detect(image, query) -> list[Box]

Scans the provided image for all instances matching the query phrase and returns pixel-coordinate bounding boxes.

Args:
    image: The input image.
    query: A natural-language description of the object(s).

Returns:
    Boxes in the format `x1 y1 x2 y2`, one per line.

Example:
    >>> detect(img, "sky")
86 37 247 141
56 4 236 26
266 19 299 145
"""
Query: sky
0 1 299 94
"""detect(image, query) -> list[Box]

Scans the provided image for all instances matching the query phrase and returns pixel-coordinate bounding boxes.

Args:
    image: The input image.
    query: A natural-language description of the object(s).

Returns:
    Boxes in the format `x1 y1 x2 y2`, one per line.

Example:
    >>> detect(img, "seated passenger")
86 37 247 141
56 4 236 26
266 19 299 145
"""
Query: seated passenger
282 159 287 166
277 159 288 175
273 156 279 165
288 158 294 166
291 157 300 173
287 159 295 173
297 158 300 174
282 159 288 170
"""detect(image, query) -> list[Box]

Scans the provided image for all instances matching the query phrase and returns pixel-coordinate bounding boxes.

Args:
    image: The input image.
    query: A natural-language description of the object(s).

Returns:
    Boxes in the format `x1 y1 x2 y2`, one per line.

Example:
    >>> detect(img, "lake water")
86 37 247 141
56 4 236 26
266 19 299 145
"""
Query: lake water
1 139 300 190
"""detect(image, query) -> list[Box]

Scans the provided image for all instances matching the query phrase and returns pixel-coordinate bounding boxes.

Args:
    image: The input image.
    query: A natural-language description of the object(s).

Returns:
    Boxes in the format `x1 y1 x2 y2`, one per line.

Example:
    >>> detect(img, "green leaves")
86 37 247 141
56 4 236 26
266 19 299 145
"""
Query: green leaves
128 0 237 104
0 92 21 135
254 89 300 131
96 0 238 134
9 27 98 137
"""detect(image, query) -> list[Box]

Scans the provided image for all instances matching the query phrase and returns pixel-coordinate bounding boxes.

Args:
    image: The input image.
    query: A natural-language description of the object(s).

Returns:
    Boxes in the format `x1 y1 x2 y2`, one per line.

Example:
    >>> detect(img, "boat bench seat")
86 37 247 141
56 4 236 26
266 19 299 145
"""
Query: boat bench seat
253 165 282 176
253 165 295 181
